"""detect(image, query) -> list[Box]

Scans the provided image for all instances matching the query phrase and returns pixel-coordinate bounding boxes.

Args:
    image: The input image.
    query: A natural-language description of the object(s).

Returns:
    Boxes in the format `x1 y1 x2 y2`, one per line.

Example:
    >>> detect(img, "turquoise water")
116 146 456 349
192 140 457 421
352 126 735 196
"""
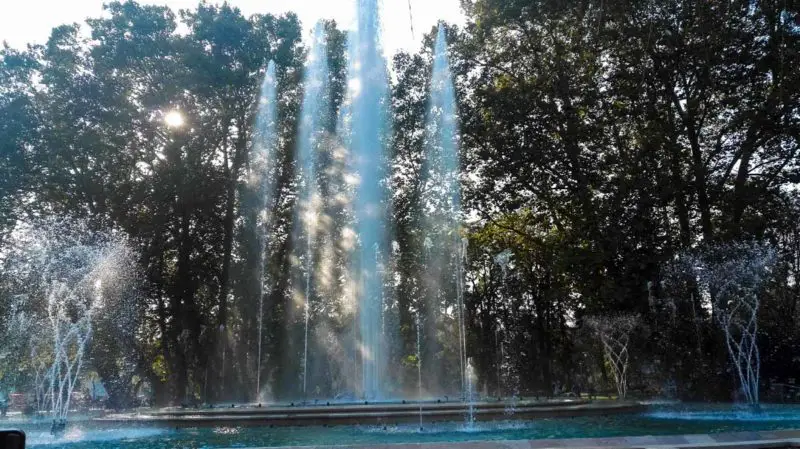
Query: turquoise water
15 403 800 448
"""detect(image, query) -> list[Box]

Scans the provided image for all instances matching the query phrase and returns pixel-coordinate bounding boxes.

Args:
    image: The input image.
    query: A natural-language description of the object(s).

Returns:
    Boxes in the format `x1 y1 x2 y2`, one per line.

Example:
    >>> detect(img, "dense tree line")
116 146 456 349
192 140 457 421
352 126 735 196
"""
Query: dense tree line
0 0 798 407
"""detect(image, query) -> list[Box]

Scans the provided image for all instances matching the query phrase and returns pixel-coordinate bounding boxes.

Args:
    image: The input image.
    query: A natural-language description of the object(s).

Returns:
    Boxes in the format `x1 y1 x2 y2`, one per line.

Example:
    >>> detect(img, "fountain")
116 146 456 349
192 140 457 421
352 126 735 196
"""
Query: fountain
418 23 466 400
45 278 97 435
0 6 650 449
6 3 796 449
338 0 393 400
416 310 423 431
457 237 469 405
231 0 475 407
0 221 135 434
242 3 473 407
45 239 134 434
293 22 330 400
250 60 279 400
671 242 777 407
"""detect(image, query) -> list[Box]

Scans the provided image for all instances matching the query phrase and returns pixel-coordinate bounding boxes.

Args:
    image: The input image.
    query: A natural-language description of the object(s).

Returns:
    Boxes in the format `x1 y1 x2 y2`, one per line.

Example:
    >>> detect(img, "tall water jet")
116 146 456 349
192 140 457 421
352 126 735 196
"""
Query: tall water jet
339 0 393 400
292 23 330 399
420 23 465 398
457 237 469 401
416 310 423 431
250 60 279 401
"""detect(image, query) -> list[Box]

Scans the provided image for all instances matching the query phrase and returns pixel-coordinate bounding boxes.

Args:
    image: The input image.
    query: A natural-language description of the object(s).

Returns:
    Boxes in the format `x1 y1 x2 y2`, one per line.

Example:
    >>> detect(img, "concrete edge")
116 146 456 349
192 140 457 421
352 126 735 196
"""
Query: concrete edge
217 431 800 449
95 401 644 427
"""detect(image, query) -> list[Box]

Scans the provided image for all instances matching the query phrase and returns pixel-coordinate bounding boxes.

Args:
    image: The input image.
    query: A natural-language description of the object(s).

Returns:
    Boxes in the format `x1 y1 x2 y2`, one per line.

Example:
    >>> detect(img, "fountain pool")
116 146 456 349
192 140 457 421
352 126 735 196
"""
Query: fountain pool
11 403 800 449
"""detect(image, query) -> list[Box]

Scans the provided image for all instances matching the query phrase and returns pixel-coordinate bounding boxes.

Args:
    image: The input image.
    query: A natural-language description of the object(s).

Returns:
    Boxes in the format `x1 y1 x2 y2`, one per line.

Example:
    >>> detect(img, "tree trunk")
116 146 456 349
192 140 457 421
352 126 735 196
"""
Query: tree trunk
669 89 714 241
732 129 759 227
666 111 692 247
215 117 246 401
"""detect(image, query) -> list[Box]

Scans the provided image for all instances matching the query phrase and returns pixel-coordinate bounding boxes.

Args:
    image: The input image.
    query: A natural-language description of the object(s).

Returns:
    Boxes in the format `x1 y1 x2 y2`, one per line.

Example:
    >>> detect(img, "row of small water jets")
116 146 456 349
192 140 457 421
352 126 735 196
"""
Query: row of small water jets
250 0 474 410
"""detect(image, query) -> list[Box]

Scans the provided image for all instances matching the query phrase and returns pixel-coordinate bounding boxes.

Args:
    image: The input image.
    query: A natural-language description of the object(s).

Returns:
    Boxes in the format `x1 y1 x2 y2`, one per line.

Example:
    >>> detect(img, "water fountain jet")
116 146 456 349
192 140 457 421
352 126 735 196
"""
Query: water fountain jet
338 0 393 400
251 59 279 401
293 22 331 400
421 23 467 405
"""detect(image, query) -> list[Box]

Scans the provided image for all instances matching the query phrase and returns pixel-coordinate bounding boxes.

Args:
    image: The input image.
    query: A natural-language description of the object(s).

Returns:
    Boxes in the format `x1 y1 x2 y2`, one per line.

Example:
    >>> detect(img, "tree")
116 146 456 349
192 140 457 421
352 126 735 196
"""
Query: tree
0 0 798 408
0 44 40 246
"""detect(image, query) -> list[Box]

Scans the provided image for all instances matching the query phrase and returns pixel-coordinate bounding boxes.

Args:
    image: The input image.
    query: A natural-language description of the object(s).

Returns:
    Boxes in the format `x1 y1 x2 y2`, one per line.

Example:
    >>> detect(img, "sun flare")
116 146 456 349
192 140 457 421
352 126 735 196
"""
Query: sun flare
164 110 185 128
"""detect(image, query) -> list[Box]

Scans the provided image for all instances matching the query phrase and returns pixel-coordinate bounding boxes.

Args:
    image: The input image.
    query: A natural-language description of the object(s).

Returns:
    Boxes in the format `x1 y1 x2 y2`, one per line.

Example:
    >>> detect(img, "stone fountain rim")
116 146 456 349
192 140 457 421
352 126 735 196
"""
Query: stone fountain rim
222 429 800 449
94 400 644 427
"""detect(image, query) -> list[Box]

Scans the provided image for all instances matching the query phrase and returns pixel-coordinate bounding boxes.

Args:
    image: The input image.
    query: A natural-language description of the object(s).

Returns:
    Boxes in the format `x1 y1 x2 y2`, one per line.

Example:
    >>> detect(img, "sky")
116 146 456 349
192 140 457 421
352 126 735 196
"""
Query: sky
0 0 465 56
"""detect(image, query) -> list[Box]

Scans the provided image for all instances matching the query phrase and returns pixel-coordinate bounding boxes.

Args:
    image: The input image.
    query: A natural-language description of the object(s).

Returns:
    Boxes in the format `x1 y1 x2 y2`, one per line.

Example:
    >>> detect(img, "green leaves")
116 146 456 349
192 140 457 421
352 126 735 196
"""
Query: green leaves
0 0 797 404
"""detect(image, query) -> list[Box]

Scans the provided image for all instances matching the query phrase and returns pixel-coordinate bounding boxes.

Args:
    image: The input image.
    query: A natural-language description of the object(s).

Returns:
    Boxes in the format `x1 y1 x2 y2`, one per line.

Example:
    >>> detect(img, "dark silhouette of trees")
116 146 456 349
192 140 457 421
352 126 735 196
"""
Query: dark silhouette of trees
0 0 797 406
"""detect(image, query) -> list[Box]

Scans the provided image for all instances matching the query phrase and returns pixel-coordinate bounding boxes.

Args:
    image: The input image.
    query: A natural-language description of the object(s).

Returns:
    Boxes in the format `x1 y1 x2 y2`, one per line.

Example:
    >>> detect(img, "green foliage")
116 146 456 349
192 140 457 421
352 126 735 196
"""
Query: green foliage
0 0 798 405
